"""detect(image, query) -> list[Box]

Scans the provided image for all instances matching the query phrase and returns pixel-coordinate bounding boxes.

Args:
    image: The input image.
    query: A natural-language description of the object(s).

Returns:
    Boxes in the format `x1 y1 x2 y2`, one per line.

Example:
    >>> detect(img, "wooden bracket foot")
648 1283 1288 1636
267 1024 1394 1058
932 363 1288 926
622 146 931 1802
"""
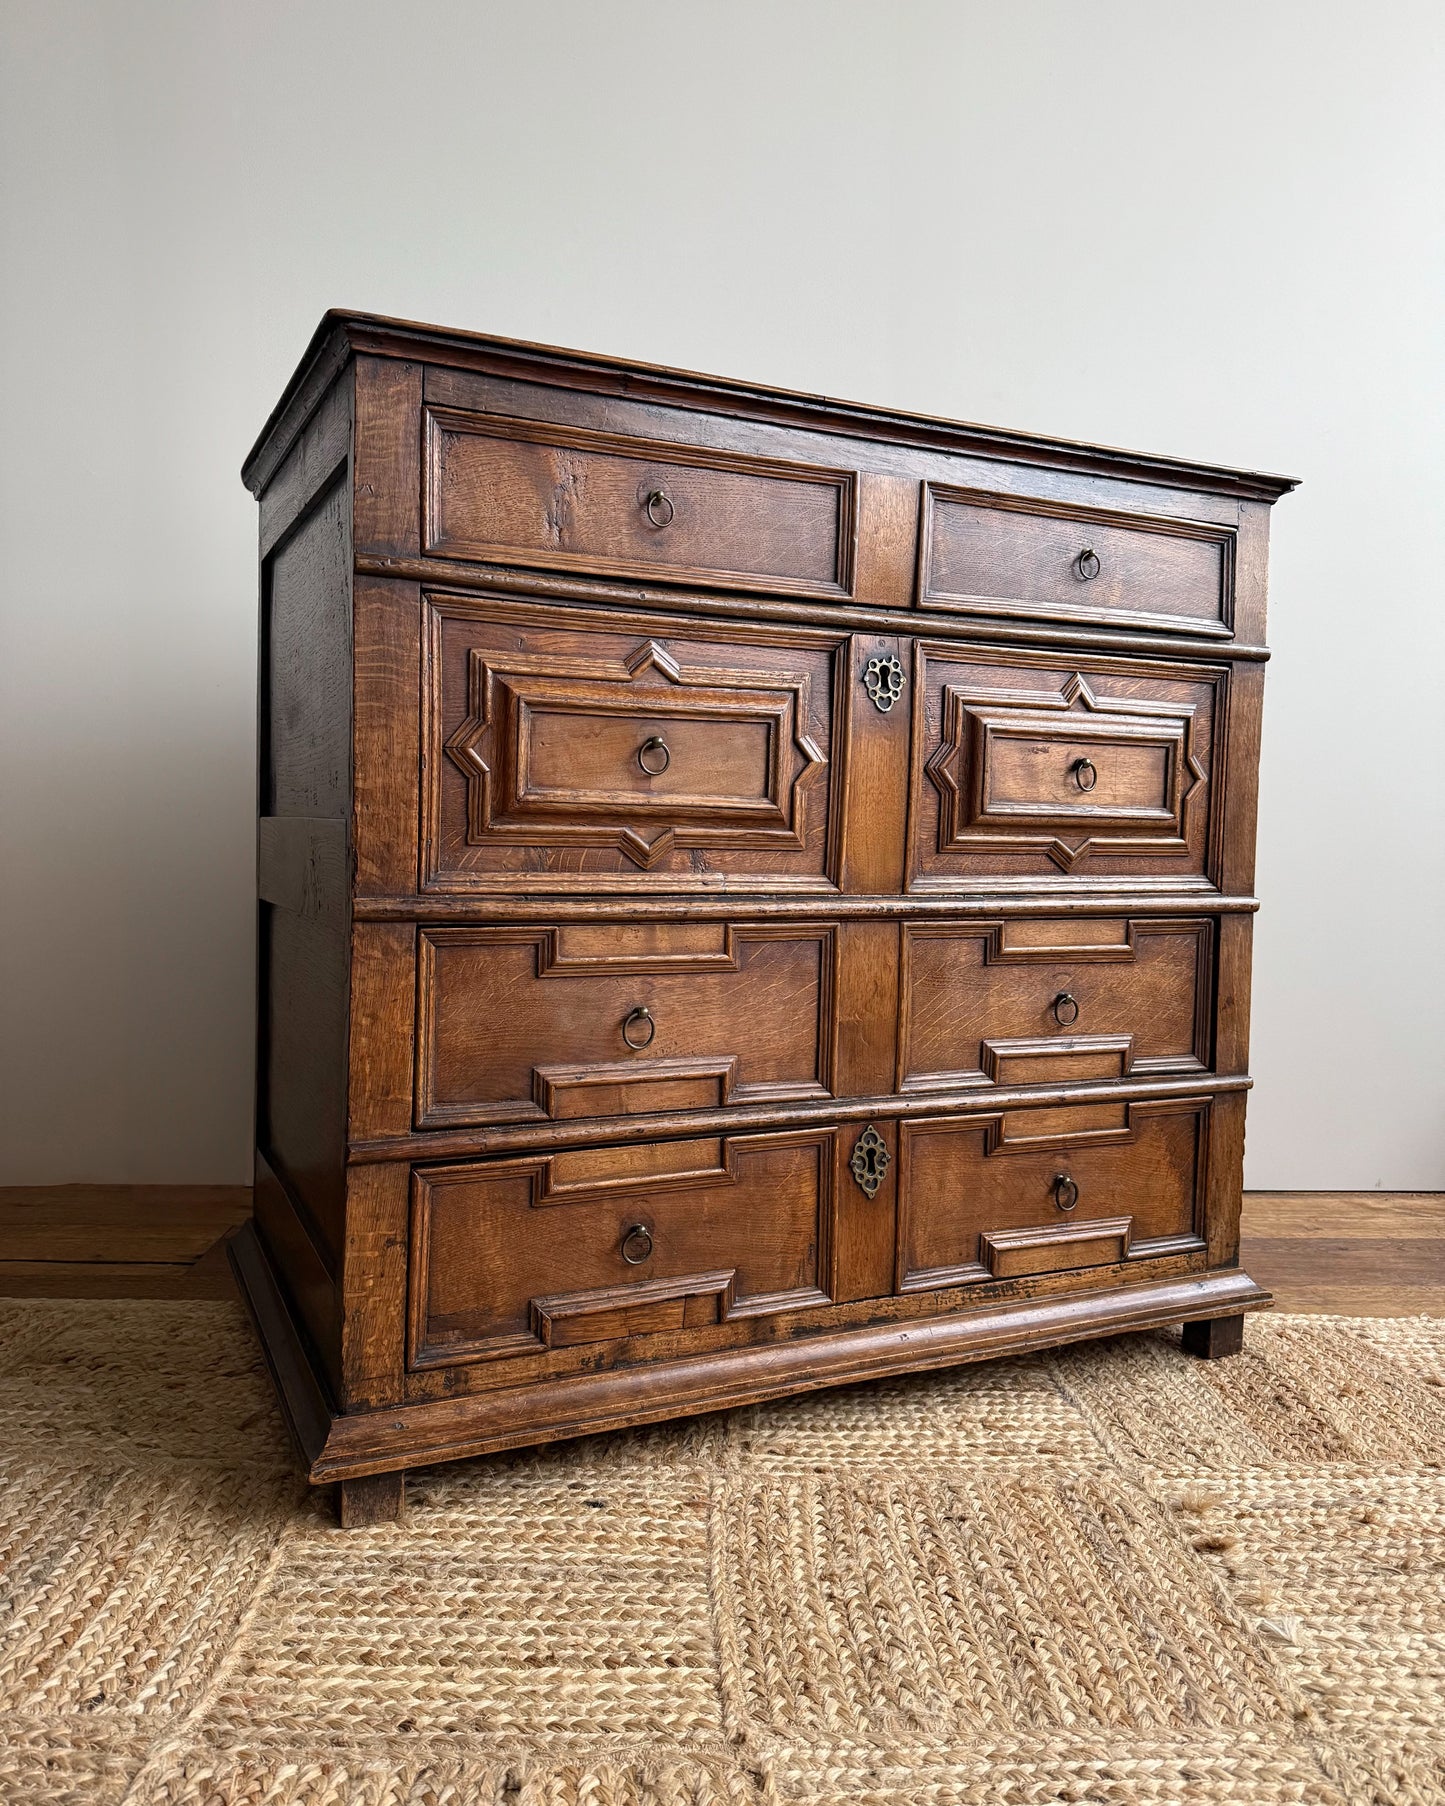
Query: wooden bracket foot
1181 1313 1245 1361
338 1469 405 1526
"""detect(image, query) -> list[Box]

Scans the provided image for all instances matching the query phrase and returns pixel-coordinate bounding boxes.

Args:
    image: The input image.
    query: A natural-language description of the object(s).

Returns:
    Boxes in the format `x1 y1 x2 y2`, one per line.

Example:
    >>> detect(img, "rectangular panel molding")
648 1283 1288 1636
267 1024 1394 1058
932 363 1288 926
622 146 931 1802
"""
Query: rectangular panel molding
916 483 1237 637
424 407 858 599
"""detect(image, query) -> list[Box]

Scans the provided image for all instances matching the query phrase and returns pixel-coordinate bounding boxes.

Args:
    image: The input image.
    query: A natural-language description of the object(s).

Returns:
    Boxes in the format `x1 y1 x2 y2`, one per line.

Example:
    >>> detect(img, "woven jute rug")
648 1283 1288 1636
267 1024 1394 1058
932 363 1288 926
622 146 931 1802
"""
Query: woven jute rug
2 1301 1443 1805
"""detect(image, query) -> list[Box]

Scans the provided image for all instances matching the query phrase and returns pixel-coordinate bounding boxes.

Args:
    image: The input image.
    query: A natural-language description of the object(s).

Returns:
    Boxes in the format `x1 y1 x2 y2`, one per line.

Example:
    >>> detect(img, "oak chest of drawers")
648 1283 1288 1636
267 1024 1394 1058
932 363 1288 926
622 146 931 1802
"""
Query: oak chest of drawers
237 312 1296 1525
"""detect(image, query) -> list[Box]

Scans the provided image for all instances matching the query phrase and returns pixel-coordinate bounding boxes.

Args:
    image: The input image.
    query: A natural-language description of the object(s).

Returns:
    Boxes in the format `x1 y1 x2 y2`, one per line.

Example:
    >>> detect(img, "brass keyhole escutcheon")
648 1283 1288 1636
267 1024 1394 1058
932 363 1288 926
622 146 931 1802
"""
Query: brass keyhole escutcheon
621 1006 656 1050
1053 1173 1080 1212
850 1124 890 1198
620 1223 654 1264
862 654 905 713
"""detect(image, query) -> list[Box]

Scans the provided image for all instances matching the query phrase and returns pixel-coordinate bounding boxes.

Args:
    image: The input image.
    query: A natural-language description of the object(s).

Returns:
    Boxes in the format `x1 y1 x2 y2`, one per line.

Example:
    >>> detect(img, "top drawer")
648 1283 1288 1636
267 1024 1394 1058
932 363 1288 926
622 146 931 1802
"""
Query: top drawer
424 408 857 601
917 485 1237 639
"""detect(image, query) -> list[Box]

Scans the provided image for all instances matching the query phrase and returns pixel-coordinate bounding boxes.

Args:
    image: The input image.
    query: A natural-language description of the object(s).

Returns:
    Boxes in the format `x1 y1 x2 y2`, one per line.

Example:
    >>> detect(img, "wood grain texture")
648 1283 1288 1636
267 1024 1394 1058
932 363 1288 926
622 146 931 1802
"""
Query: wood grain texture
258 364 353 558
348 1068 1252 1168
898 915 1211 1093
422 595 845 893
338 1469 405 1527
0 1185 249 1299
352 576 422 895
355 550 1272 664
338 1162 409 1410
262 478 351 820
415 920 834 1128
348 922 415 1140
424 406 855 599
306 1267 1272 1481
896 1098 1210 1294
1243 1192 1445 1236
1181 1312 1244 1359
0 1185 251 1261
906 642 1224 894
408 1128 837 1371
238 313 1302 1503
0 1246 236 1300
352 356 421 557
917 483 1236 638
1241 1193 1445 1316
7 1190 1441 1322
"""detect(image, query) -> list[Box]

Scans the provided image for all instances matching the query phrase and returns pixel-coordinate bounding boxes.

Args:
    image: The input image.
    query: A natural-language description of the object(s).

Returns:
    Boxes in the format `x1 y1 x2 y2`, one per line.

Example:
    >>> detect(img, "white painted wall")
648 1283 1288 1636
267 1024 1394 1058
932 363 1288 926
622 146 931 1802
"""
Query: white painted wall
2 0 1441 1187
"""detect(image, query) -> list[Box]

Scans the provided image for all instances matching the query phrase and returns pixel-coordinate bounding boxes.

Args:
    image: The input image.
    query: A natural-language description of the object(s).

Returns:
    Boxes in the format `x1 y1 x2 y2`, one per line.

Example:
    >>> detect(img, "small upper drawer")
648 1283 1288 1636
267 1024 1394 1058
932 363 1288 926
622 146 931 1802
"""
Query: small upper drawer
898 915 1212 1094
425 597 843 893
917 485 1236 638
416 919 837 1129
896 1097 1209 1294
424 407 857 600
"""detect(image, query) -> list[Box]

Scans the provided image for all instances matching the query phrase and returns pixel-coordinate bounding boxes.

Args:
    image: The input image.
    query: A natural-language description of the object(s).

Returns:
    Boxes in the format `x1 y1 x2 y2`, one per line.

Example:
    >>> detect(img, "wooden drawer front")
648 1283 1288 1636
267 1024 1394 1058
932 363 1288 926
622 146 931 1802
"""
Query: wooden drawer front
918 485 1235 638
416 921 836 1128
424 407 856 600
897 1098 1209 1294
408 1129 837 1368
899 916 1212 1094
909 645 1221 892
427 598 842 891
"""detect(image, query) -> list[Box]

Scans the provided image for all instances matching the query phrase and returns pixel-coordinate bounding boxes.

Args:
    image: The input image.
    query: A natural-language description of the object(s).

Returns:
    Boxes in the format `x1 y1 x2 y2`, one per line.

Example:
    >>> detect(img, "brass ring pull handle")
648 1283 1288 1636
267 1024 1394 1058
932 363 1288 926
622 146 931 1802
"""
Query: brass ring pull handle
620 1223 654 1265
1052 991 1080 1027
1072 757 1098 792
621 1005 656 1050
643 487 675 528
637 735 671 776
1053 1173 1080 1213
1075 547 1101 581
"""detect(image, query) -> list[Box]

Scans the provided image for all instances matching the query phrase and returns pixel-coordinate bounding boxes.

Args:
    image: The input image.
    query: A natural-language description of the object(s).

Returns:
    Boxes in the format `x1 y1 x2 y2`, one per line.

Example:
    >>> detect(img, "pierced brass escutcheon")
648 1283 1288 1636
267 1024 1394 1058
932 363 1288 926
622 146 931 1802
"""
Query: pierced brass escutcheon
850 1124 890 1198
862 654 905 713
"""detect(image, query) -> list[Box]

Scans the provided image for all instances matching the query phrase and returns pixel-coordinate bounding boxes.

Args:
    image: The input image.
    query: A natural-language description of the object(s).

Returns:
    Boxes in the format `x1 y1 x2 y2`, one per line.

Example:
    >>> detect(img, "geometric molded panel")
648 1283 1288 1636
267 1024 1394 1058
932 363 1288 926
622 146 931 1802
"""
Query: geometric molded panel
408 1127 838 1370
895 1097 1212 1295
908 646 1224 892
449 645 820 870
425 597 843 892
415 920 838 1129
897 915 1214 1093
980 1215 1135 1279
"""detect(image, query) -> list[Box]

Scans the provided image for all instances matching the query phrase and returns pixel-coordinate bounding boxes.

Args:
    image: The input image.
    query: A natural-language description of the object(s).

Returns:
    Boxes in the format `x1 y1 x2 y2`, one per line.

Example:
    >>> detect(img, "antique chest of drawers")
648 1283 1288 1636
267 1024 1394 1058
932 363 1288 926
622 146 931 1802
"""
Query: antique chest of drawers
237 312 1296 1524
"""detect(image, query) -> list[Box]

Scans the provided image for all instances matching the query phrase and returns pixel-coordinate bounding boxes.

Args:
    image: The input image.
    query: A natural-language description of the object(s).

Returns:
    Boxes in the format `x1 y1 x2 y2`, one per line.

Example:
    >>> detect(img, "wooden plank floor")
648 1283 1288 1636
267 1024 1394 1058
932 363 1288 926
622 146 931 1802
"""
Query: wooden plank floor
1240 1191 1445 1316
0 1186 251 1299
1 1185 1442 1314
